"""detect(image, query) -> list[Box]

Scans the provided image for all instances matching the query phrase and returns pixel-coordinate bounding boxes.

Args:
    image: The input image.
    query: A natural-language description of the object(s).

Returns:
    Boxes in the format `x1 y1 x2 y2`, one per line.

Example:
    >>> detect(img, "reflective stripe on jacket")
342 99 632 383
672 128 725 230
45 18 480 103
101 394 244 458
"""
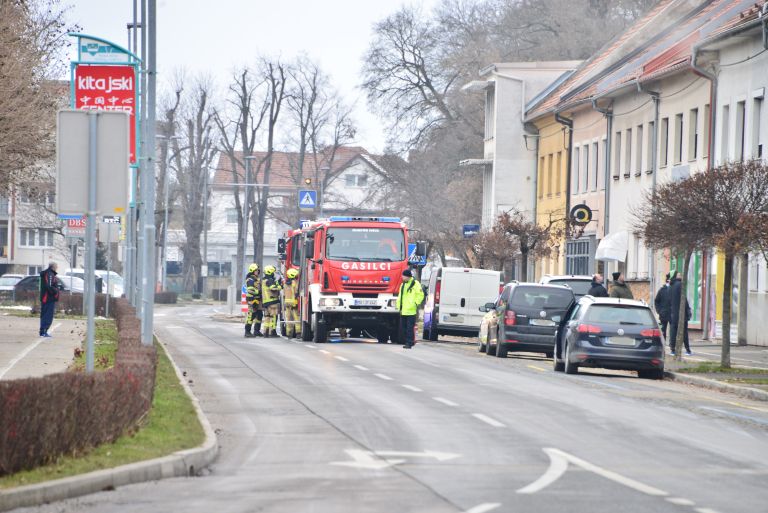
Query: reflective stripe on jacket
245 274 261 305
283 278 299 308
396 277 424 316
261 276 282 306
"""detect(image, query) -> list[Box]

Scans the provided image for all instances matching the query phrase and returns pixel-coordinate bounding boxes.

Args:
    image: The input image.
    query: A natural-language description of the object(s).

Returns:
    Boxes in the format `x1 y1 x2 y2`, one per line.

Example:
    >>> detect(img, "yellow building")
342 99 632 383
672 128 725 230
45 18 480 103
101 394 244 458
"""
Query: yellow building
530 114 569 279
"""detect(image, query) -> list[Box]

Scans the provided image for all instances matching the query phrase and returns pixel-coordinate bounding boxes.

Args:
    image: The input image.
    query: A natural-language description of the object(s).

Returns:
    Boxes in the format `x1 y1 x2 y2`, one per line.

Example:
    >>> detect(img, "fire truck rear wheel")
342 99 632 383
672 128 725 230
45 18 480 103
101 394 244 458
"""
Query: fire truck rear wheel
301 320 312 341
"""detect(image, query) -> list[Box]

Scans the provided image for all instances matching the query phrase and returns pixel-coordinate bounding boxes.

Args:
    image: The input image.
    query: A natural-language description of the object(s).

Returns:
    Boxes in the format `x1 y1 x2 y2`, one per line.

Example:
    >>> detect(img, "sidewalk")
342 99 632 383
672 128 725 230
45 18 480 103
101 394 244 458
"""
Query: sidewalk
0 310 86 380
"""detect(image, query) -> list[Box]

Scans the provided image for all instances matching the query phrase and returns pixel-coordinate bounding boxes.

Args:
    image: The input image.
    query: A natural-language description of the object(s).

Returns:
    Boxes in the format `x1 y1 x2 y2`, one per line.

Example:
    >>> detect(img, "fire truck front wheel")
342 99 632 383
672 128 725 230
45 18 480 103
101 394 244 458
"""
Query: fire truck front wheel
313 315 328 344
301 319 312 341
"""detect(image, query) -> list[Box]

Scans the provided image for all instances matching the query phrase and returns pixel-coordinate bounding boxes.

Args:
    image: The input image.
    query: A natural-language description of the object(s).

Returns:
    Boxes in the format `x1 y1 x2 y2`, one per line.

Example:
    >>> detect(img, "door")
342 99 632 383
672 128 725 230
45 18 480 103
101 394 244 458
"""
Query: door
466 271 502 329
437 269 472 327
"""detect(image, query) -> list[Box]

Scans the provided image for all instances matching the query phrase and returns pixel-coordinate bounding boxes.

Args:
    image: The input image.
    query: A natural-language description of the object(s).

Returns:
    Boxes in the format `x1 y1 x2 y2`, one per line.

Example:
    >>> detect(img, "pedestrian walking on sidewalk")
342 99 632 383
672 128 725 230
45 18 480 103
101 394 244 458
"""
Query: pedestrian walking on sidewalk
588 274 609 297
397 269 424 349
39 262 59 337
654 272 672 341
609 272 634 299
668 271 692 355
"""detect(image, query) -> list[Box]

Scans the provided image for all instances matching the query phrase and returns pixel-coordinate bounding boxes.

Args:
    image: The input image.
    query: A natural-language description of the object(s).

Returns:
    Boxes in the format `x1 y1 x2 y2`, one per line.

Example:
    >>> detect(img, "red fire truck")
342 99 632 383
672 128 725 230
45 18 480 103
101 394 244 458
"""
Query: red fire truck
280 216 425 343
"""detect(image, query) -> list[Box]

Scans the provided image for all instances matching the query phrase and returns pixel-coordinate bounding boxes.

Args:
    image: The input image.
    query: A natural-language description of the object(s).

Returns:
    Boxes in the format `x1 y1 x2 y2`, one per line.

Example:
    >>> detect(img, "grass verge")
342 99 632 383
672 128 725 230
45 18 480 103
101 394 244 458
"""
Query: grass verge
676 362 764 374
0 333 205 489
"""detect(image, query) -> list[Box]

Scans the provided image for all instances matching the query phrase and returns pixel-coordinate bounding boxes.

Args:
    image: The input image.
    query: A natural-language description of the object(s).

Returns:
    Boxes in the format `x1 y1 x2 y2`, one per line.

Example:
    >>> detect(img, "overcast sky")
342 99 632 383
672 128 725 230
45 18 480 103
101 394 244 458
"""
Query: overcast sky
65 0 438 153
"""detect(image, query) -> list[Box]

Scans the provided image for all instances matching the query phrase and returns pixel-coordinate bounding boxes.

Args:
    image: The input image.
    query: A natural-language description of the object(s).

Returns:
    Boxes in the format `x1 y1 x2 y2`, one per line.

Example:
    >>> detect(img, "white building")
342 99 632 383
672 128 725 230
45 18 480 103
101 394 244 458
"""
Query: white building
462 61 582 228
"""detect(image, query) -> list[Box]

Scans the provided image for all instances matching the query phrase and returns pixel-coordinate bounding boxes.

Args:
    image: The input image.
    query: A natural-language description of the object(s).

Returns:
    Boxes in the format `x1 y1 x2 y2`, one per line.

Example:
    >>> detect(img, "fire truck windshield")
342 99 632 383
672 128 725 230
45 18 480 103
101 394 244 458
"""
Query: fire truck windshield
325 227 405 262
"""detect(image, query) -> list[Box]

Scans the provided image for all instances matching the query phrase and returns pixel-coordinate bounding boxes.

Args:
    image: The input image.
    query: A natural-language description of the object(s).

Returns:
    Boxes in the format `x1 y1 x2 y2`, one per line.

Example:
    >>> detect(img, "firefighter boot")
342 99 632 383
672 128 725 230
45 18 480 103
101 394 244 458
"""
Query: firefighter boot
244 325 254 338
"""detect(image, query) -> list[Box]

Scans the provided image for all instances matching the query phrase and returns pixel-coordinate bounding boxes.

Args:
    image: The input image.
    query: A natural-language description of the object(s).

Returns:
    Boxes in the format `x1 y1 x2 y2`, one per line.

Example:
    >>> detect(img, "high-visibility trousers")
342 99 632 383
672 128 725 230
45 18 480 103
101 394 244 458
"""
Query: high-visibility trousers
283 307 299 337
262 303 279 333
245 303 262 330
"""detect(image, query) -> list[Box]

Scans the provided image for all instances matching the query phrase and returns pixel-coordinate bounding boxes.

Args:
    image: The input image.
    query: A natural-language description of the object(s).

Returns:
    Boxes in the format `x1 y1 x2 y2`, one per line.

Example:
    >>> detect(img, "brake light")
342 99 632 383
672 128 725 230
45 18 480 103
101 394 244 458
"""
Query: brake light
641 329 662 337
435 279 441 304
577 324 601 334
504 310 516 326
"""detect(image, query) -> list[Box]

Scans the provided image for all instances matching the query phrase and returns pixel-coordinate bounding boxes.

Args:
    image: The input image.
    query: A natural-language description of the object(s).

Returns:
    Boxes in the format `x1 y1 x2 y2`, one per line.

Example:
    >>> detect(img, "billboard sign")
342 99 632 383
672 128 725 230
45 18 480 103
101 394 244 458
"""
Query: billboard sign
78 36 133 64
74 65 136 162
66 217 86 238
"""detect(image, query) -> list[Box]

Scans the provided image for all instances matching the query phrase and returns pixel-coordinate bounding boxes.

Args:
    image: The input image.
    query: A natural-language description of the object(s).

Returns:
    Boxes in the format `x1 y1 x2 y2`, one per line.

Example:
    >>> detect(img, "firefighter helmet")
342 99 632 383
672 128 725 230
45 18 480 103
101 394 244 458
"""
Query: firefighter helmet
286 268 299 279
264 265 276 276
248 263 259 274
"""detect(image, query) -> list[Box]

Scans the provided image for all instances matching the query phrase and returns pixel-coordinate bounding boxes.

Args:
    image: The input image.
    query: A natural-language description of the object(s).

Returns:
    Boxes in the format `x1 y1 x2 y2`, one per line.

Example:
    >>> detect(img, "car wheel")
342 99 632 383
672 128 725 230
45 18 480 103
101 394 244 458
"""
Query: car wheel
478 337 487 352
564 340 578 375
496 330 507 358
638 369 664 380
486 331 497 356
553 345 564 372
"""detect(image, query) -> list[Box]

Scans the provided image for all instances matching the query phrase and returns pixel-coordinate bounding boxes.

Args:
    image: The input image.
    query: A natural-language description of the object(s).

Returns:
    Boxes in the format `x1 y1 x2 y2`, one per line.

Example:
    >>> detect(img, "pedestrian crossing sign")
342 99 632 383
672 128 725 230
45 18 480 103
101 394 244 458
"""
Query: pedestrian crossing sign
298 189 317 210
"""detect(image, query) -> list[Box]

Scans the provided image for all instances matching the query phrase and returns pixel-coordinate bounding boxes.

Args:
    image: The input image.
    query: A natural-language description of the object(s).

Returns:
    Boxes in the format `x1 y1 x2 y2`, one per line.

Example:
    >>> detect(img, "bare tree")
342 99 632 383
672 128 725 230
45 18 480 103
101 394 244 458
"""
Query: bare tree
0 1 76 191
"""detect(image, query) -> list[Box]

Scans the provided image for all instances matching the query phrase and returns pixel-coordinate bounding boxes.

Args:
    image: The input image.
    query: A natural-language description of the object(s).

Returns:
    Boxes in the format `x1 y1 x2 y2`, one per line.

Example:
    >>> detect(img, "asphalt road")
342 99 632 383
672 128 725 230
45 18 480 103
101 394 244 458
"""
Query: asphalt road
19 304 768 513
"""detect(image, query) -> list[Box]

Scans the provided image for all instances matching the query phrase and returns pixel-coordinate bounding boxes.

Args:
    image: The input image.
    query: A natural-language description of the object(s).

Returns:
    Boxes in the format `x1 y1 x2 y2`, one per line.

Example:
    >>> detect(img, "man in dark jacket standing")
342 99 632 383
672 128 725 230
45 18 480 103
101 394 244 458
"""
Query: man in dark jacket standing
654 273 672 341
609 272 634 299
588 274 608 297
39 262 59 337
668 271 692 355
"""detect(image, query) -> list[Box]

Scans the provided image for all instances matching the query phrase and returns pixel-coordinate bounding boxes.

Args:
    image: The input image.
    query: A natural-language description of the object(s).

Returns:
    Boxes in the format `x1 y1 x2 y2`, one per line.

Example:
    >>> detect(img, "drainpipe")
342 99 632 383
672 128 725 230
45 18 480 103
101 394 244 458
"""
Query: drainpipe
592 99 613 275
636 80 660 311
524 122 539 281
762 2 768 50
555 111 573 275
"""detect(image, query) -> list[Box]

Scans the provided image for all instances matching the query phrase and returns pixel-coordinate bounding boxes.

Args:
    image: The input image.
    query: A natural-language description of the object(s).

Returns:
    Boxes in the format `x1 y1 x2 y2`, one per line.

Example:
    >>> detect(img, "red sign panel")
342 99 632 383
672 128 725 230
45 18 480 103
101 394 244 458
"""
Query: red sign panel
74 65 136 163
66 216 87 238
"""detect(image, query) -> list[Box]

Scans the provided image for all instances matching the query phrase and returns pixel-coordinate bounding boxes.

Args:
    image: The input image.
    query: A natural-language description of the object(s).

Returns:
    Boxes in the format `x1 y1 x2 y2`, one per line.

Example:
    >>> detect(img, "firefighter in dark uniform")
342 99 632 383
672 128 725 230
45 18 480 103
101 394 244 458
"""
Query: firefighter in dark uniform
244 263 262 338
261 265 283 337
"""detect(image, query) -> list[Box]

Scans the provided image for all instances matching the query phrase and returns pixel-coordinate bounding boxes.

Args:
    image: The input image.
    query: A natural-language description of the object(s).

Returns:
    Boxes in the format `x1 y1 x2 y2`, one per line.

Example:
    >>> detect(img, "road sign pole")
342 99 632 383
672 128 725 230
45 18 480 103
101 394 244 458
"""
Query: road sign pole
85 113 98 374
106 223 112 318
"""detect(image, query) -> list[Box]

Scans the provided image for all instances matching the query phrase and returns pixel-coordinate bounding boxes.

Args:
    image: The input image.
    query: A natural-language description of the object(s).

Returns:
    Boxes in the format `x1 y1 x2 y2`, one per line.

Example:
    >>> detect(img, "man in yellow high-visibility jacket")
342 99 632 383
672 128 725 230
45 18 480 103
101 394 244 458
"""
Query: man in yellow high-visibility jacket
261 265 283 337
244 263 262 338
282 268 300 338
396 269 424 349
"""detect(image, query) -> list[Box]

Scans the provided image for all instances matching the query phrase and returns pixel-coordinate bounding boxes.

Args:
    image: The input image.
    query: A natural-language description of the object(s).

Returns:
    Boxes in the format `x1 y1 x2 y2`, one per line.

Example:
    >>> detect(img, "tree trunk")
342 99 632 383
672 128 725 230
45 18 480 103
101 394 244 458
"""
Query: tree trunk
519 251 529 282
674 251 692 360
721 253 733 368
737 253 748 346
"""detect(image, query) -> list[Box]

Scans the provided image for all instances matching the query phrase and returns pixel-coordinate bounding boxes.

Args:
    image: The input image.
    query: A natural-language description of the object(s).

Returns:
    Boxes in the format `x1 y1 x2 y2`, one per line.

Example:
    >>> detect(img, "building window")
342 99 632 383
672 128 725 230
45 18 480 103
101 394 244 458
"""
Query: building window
673 113 683 164
613 131 622 178
484 88 495 140
345 174 368 187
226 208 238 224
19 228 53 247
646 121 655 172
582 144 589 191
555 151 562 195
703 104 710 158
624 128 632 177
566 239 590 276
28 265 42 275
660 117 669 167
735 101 746 162
636 125 643 175
572 147 580 194
591 142 599 190
688 108 698 161
538 156 545 198
752 97 763 159
721 104 730 161
546 154 553 196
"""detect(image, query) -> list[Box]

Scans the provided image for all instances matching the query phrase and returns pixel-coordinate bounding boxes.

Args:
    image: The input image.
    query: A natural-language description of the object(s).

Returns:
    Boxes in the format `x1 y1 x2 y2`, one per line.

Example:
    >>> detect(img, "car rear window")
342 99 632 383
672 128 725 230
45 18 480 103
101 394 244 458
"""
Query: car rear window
583 305 655 325
510 287 574 310
548 279 592 296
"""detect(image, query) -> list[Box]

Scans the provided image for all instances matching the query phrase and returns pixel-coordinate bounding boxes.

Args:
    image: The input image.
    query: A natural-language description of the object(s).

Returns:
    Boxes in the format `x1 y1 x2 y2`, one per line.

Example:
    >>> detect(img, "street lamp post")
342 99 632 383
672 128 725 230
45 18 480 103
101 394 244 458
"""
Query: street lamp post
242 156 257 281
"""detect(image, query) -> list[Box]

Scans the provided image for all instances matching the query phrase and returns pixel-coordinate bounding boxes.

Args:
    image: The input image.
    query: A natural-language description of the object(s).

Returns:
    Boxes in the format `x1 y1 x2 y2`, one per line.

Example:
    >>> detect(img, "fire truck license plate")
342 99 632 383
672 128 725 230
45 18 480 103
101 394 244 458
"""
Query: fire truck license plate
353 299 378 306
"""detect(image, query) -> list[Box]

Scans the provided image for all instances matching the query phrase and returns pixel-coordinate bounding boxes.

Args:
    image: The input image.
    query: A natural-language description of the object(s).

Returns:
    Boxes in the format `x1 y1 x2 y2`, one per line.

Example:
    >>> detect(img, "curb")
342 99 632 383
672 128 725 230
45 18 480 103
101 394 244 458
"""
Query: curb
665 370 768 402
0 336 219 512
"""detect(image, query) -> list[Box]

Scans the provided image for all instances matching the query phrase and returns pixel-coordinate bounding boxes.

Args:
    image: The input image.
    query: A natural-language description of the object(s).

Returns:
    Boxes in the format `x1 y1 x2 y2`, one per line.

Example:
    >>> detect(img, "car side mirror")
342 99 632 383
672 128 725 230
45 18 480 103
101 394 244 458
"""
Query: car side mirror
481 302 495 312
415 241 427 257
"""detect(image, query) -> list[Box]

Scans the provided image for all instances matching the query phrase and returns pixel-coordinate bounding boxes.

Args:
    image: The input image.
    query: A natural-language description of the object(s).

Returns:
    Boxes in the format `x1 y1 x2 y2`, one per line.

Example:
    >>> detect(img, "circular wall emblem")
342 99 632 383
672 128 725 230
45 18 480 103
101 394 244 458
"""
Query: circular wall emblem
617 328 625 336
570 203 593 224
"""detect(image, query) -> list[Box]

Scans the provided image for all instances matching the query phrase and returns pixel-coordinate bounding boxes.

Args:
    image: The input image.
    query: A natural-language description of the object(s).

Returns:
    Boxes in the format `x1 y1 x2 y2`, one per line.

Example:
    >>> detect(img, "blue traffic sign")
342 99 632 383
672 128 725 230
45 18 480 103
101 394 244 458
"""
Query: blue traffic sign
463 224 481 238
298 189 317 210
408 243 427 266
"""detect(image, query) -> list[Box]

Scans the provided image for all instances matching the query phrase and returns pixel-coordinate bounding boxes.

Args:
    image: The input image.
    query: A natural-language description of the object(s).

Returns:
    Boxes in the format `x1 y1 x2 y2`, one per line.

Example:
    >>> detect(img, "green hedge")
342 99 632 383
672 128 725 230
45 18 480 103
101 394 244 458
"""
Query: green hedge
0 299 157 476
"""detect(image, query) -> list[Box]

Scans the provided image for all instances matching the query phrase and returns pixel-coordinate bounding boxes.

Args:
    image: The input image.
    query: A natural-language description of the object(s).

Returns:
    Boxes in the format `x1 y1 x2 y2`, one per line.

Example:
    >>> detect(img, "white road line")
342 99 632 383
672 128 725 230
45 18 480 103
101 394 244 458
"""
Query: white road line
433 397 459 407
402 384 423 392
334 356 349 362
465 503 501 513
304 344 316 349
155 313 167 317
165 325 183 329
354 365 369 371
319 349 331 355
695 508 722 513
666 498 696 506
517 448 569 494
472 413 505 427
0 321 61 379
374 373 393 381
547 448 668 497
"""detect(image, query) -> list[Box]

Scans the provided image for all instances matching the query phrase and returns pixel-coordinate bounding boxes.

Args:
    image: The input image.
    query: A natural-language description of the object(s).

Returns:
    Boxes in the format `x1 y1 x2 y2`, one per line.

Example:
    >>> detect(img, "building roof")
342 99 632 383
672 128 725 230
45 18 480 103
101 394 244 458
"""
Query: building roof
212 146 374 188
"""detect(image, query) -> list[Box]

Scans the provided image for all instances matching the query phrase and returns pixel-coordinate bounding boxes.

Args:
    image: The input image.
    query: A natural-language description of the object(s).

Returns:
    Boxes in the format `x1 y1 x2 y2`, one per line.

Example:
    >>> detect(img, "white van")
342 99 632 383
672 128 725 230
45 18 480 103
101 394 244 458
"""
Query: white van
422 267 502 340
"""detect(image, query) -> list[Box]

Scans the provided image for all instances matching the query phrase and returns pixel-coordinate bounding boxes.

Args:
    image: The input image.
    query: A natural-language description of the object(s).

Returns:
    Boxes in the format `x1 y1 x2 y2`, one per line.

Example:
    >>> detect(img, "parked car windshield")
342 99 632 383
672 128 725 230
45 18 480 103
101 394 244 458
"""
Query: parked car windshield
325 227 405 262
547 279 592 297
583 305 656 325
0 277 19 287
510 286 574 309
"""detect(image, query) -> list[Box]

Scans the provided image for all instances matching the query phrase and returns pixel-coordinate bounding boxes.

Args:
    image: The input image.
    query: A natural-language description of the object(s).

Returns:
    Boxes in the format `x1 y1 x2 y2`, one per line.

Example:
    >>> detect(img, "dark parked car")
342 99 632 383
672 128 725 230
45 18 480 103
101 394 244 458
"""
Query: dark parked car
539 275 594 298
479 282 576 358
553 296 665 379
13 275 41 293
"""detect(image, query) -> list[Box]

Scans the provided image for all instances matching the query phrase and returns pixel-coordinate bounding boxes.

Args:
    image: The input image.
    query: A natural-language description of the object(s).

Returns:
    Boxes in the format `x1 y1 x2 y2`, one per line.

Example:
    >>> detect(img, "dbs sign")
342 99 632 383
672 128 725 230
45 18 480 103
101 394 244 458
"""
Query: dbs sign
74 65 137 163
